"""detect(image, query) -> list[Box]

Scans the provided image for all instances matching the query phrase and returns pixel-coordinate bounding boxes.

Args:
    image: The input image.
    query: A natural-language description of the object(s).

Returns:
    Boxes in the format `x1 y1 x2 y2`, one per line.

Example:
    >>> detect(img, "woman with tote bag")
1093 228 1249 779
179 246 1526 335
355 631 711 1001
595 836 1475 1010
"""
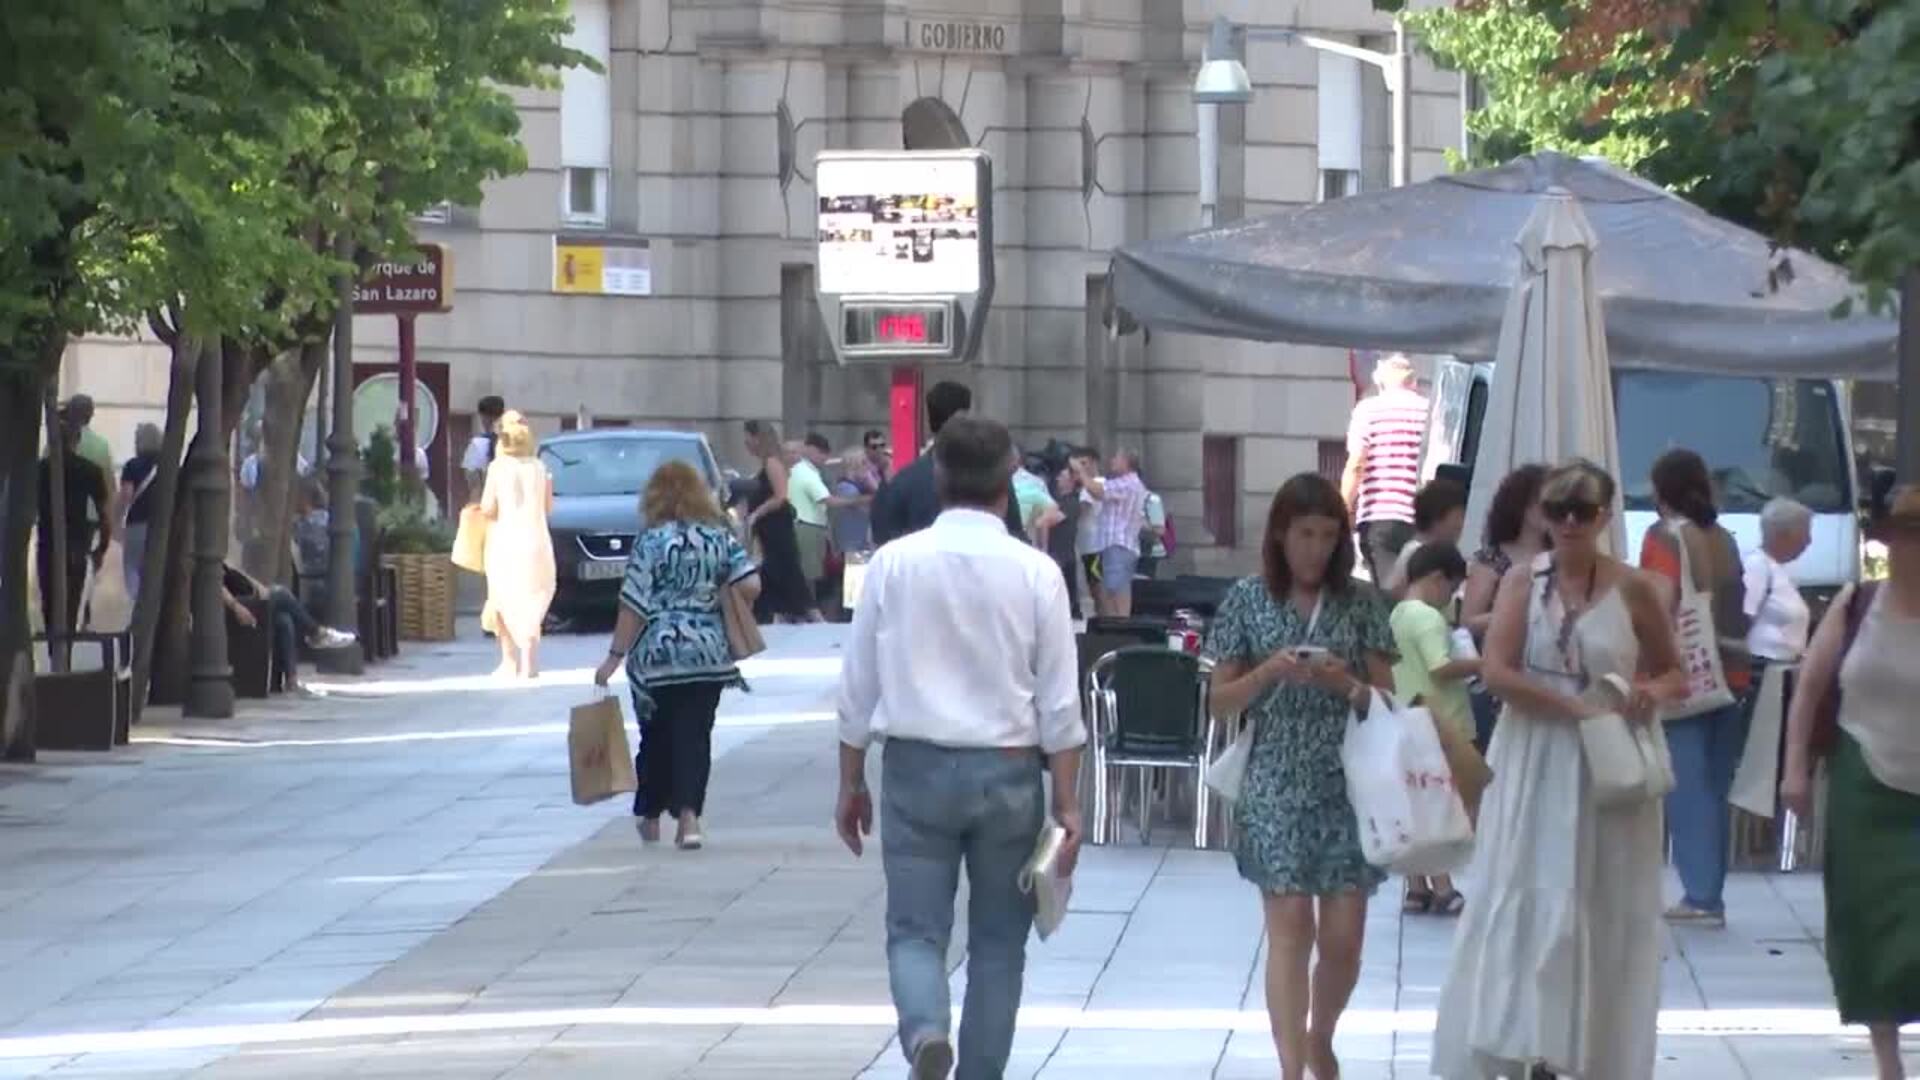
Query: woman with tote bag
1639 448 1752 928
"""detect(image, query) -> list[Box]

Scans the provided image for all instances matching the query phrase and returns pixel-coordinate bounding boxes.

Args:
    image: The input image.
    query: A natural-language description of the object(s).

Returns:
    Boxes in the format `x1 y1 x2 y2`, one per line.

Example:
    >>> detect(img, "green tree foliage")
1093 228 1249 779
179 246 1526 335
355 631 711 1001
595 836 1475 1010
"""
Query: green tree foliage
1400 0 1920 307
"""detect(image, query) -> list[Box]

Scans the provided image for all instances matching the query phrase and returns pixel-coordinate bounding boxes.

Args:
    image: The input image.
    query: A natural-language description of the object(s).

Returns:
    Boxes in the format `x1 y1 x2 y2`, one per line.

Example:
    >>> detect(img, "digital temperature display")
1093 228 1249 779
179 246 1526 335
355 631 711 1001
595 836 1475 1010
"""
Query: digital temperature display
840 301 954 356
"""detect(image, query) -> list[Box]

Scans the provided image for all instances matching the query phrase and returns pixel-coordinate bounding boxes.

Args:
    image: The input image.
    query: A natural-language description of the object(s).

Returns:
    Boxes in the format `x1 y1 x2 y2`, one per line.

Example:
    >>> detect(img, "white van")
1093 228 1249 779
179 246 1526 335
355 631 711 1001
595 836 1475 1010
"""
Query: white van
1423 359 1862 611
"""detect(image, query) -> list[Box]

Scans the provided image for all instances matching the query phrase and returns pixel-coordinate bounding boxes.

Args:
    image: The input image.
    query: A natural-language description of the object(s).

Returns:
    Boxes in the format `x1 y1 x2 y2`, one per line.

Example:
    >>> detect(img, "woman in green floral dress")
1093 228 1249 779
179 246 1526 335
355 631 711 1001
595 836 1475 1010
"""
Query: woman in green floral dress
1205 472 1397 1080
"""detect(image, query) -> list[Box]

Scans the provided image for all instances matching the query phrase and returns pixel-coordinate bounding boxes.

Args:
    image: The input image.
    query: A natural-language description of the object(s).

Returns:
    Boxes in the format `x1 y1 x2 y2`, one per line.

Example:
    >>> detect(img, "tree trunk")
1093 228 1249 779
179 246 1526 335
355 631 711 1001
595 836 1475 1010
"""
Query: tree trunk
0 354 52 760
128 335 204 723
241 340 325 584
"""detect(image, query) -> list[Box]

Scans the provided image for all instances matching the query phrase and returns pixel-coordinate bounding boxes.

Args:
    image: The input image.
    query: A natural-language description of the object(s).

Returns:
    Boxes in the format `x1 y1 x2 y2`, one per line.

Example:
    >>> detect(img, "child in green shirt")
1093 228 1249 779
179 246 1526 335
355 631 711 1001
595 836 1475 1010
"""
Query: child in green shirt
1390 541 1481 915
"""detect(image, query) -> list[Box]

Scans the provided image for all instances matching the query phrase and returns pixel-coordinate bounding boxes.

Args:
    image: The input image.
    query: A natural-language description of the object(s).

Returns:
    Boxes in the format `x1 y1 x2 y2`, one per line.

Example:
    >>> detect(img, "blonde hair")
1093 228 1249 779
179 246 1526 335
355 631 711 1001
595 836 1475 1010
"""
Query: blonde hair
495 410 537 458
643 460 725 527
1540 458 1617 507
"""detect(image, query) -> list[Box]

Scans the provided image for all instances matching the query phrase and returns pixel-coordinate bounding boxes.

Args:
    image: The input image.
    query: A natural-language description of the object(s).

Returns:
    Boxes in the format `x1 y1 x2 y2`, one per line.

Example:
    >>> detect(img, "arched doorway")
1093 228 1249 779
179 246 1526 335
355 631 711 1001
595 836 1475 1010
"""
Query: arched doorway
902 97 970 150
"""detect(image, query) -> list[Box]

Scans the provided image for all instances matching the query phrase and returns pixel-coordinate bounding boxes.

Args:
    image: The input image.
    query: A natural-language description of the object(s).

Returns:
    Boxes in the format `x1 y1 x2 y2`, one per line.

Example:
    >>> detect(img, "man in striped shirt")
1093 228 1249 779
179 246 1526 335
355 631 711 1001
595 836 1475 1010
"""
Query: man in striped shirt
1341 354 1429 586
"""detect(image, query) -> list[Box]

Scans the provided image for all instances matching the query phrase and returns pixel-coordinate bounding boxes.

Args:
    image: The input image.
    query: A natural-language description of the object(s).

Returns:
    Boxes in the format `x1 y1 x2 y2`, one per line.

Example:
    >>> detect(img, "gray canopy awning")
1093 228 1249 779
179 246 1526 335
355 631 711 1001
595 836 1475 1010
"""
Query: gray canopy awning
1110 152 1896 380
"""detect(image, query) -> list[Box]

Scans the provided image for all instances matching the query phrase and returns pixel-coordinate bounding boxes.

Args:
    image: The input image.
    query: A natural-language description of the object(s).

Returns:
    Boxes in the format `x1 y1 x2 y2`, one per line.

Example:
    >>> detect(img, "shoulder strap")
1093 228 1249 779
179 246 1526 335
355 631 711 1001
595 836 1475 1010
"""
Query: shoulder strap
1845 581 1879 646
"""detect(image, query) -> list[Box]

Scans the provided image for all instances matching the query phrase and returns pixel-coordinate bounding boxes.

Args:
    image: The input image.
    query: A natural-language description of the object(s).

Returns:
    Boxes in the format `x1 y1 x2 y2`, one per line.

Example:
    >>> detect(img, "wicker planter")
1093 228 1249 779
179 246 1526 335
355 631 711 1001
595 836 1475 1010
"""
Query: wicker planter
384 553 456 642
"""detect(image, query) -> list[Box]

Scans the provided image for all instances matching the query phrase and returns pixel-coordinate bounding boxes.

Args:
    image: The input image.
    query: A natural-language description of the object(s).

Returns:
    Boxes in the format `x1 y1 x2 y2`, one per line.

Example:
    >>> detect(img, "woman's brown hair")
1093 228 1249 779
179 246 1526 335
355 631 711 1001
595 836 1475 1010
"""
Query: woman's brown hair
643 460 725 527
1261 472 1356 600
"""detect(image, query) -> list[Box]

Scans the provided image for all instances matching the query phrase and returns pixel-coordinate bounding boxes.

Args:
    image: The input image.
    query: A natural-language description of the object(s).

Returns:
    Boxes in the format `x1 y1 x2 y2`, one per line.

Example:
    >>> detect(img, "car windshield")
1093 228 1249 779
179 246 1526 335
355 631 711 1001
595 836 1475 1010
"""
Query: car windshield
540 437 711 498
1616 372 1851 514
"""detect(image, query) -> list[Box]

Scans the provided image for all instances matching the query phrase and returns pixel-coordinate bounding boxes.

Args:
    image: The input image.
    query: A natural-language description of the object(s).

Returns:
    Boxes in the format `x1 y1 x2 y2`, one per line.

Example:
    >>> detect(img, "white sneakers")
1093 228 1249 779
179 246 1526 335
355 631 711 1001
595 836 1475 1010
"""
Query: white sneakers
306 627 357 650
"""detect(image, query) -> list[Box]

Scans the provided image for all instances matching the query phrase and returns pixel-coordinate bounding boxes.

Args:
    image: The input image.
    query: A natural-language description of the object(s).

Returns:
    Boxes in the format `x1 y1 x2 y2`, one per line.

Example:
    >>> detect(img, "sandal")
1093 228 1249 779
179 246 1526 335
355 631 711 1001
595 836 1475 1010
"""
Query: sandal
1402 887 1433 914
1431 889 1466 916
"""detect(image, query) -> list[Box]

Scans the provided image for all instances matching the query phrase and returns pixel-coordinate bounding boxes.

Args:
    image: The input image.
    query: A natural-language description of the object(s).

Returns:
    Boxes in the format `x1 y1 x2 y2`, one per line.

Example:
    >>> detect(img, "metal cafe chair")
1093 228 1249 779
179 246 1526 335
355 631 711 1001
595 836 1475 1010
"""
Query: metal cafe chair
1087 646 1216 847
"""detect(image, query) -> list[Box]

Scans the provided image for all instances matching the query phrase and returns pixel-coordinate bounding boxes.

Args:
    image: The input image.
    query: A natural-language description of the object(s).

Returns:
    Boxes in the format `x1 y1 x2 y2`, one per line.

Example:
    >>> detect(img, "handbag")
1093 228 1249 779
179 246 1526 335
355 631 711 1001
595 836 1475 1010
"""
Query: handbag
1663 521 1736 719
451 504 489 574
1342 690 1475 874
1580 674 1676 807
1811 581 1878 758
1204 723 1255 802
568 690 637 806
720 576 765 660
1019 822 1074 940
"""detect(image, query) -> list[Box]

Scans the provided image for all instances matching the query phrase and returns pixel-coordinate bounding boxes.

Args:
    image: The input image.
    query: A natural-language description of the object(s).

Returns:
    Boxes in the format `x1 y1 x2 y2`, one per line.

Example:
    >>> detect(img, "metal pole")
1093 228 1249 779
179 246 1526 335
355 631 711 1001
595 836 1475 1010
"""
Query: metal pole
1391 21 1412 188
325 240 364 675
314 337 331 471
42 389 69 672
1196 102 1220 228
396 314 419 489
1899 267 1920 483
185 340 234 718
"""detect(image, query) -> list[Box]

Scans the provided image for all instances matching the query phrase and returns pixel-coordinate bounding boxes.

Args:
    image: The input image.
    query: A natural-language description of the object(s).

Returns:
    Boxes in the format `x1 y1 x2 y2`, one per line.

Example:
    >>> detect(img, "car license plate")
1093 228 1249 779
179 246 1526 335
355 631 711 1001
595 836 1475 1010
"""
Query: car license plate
578 560 624 582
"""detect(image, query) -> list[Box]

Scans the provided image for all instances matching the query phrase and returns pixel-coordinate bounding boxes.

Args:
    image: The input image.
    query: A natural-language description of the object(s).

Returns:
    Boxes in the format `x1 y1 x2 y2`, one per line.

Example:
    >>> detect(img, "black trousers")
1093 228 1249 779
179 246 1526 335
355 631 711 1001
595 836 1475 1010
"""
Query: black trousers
37 548 88 634
630 681 726 819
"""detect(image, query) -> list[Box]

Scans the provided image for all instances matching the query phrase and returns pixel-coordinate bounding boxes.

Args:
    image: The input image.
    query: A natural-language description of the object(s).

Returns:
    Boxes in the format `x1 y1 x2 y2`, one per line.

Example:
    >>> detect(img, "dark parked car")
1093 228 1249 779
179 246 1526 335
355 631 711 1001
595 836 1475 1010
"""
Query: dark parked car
541 429 727 619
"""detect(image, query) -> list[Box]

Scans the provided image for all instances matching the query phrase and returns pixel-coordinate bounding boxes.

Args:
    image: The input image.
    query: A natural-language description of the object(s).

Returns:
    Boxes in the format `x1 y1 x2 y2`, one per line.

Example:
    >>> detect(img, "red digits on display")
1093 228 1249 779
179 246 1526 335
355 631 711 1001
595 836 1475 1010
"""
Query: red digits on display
876 313 928 343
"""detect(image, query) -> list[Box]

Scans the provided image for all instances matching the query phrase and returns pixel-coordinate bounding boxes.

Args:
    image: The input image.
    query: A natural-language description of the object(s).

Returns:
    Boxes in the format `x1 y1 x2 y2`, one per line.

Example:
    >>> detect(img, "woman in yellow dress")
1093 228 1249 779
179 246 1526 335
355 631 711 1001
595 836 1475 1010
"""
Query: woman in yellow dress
480 411 556 679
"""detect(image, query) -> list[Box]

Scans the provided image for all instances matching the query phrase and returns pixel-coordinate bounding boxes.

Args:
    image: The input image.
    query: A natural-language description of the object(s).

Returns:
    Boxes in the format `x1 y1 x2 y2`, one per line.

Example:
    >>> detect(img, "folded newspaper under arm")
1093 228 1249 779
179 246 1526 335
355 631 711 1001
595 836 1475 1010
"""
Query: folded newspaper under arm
1019 822 1073 941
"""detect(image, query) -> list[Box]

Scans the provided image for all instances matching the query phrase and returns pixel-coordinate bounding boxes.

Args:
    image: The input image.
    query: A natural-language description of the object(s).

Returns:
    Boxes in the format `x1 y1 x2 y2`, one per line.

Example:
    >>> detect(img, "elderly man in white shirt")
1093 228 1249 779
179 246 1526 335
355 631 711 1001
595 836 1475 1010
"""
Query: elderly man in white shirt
1745 497 1814 666
835 415 1087 1080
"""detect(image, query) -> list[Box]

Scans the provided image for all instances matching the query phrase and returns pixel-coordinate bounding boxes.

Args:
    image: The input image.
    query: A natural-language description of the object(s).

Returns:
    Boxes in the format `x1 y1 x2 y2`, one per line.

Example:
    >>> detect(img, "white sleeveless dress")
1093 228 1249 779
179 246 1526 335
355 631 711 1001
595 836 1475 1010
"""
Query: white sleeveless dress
481 456 557 644
1431 561 1663 1079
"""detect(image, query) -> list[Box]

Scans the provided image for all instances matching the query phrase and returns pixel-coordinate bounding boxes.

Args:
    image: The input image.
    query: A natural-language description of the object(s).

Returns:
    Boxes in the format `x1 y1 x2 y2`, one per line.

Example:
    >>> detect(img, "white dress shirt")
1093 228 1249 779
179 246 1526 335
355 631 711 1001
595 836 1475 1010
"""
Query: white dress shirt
1742 550 1810 662
837 507 1086 754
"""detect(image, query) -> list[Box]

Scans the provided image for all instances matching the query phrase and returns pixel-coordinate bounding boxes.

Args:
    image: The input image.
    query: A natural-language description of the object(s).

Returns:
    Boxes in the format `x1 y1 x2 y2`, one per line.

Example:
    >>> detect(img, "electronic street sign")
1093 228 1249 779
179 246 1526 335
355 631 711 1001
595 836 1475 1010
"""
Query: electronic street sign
814 149 994 364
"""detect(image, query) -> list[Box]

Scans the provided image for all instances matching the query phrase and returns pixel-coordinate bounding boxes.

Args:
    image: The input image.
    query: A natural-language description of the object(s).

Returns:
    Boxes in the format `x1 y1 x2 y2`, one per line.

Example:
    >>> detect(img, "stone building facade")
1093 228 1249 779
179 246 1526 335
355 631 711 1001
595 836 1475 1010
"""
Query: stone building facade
62 0 1465 573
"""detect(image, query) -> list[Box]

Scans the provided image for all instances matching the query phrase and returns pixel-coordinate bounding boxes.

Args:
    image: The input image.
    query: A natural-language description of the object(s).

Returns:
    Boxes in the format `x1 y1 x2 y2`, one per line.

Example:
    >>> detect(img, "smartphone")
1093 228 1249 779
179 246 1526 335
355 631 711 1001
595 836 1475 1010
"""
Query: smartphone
1291 645 1329 662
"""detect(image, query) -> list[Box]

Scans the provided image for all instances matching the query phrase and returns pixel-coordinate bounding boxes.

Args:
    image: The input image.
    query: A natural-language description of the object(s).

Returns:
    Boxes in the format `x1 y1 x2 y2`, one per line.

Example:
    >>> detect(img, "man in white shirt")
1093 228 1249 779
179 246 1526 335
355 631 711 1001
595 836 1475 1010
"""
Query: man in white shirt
461 395 506 502
835 416 1086 1080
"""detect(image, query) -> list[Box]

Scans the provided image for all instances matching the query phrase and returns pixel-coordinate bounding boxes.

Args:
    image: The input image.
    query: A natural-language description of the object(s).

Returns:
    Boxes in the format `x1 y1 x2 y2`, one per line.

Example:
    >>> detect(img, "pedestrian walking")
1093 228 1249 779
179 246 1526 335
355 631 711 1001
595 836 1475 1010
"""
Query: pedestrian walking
1341 354 1429 585
118 422 164 604
792 435 835 605
38 416 112 635
1390 540 1478 914
1782 484 1920 1080
1743 496 1813 674
595 460 760 850
1138 487 1171 581
1382 476 1468 598
1076 450 1149 617
1433 461 1686 1080
463 395 507 496
479 410 556 680
742 420 818 623
1461 464 1551 749
1640 448 1751 928
869 381 1027 546
1203 472 1396 1080
834 416 1086 1080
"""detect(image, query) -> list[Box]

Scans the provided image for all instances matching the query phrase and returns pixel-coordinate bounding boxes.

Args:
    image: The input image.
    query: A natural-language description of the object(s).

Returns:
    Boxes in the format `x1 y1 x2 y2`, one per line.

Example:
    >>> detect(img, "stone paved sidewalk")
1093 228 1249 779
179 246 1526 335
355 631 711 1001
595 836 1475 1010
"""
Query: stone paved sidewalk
0 624 1910 1078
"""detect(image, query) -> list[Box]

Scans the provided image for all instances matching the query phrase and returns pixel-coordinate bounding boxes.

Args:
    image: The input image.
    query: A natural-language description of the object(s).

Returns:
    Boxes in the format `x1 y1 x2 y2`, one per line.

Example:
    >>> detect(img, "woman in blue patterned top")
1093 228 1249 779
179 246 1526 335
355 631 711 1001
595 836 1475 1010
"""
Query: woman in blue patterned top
1204 472 1397 1080
595 461 760 850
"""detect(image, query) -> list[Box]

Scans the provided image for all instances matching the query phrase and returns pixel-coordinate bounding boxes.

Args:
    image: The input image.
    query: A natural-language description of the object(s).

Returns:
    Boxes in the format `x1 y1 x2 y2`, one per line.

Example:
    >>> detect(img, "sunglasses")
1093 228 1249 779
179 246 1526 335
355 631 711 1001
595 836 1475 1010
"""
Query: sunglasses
1542 499 1602 525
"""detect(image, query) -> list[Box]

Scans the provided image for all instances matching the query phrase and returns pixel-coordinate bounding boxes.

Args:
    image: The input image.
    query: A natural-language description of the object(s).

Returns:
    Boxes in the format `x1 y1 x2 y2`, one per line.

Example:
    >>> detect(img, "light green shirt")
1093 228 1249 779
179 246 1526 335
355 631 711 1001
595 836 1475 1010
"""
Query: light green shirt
1390 598 1473 741
788 459 830 528
78 428 112 524
1012 469 1057 531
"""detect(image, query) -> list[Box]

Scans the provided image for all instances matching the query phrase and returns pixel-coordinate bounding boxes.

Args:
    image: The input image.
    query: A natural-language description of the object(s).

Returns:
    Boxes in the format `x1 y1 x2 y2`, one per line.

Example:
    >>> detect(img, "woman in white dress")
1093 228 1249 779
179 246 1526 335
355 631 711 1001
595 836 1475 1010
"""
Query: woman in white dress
480 411 556 680
1432 461 1687 1080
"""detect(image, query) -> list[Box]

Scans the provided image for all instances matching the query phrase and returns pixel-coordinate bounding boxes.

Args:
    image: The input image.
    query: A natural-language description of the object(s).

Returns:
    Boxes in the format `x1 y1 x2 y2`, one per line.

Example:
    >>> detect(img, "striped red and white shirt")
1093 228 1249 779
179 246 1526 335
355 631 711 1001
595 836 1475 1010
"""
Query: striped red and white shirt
1347 387 1428 526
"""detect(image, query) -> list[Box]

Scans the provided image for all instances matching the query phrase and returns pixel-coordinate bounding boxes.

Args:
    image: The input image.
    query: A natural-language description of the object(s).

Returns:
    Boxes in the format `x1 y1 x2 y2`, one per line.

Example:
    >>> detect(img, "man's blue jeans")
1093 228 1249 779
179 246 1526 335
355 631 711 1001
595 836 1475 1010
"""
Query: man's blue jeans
881 739 1044 1079
1665 700 1751 913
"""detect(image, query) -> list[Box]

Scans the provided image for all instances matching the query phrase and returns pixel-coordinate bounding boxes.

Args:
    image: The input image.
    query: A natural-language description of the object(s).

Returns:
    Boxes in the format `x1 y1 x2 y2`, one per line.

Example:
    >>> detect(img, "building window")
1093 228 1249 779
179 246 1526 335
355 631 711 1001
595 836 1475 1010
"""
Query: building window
1202 435 1240 547
1317 51 1363 198
564 166 607 227
561 0 611 227
1318 169 1360 202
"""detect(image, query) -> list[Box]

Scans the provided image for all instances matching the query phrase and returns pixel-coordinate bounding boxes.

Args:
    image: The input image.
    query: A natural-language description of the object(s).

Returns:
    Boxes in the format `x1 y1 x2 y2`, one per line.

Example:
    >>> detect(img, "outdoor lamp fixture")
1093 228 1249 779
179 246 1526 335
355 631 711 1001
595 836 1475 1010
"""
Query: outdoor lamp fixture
1192 14 1415 228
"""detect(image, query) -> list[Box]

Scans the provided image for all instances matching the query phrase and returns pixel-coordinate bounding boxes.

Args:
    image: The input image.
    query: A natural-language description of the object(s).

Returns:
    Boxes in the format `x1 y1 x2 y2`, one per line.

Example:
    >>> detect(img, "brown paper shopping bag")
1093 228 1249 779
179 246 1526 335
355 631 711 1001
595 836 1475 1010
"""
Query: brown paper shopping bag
569 693 637 806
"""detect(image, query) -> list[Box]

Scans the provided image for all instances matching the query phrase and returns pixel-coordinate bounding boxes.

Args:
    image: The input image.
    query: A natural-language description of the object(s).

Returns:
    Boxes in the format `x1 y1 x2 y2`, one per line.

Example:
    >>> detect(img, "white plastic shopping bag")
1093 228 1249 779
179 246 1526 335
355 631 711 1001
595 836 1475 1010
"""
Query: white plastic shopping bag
1341 691 1474 875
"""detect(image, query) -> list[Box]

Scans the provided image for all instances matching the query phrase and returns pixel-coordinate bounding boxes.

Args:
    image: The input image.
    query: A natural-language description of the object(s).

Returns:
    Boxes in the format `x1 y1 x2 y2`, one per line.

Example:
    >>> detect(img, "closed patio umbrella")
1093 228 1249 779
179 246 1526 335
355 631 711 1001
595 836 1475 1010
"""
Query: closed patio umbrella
1461 188 1626 557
